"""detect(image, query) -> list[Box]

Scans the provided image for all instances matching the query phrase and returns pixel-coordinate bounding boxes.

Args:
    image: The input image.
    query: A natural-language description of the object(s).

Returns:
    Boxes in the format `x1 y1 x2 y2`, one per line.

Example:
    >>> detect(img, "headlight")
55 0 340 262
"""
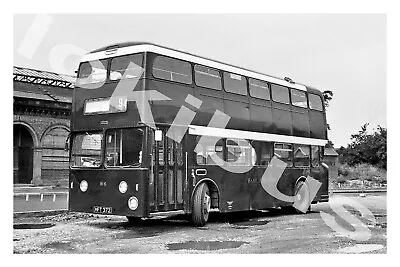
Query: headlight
80 180 88 192
128 196 138 210
119 181 128 194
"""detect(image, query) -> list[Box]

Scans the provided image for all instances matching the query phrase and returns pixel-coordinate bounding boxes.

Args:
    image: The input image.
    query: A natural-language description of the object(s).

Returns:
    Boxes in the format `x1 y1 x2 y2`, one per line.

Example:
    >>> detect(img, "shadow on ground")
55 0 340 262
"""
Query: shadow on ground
87 207 320 233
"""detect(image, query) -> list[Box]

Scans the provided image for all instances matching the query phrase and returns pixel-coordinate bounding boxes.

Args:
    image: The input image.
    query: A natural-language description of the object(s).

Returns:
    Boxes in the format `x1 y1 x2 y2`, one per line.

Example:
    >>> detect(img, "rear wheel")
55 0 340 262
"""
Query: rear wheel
293 181 311 214
192 183 211 227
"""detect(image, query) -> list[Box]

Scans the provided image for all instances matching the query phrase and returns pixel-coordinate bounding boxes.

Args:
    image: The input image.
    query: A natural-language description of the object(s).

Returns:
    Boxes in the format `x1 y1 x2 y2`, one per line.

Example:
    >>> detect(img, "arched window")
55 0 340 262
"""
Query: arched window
13 124 35 184
41 127 69 185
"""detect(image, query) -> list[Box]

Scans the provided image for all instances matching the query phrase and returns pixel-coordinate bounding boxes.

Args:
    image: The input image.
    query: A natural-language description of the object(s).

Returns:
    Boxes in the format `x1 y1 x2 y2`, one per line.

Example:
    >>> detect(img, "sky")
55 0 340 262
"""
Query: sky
13 13 386 147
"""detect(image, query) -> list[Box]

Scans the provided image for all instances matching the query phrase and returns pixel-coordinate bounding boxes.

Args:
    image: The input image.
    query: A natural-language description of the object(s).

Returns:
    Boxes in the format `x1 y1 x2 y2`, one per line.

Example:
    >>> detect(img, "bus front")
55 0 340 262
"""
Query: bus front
68 47 150 219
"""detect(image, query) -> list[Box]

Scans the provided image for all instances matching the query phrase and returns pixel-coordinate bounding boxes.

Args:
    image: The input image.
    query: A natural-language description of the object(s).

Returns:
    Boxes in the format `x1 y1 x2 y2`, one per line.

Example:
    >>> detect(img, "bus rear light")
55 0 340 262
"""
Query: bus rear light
128 196 138 210
119 181 128 194
80 180 88 192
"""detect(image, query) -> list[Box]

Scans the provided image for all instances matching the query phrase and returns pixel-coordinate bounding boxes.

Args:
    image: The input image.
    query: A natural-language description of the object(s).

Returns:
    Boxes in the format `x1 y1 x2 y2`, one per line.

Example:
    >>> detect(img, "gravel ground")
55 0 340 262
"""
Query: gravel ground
13 194 387 254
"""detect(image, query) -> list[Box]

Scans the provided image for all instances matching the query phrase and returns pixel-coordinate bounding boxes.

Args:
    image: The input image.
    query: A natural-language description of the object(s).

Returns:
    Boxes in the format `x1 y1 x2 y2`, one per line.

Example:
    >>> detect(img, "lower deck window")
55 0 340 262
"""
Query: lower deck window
251 140 273 166
226 139 255 166
196 137 224 165
294 145 311 167
274 143 293 167
105 128 143 167
311 146 321 167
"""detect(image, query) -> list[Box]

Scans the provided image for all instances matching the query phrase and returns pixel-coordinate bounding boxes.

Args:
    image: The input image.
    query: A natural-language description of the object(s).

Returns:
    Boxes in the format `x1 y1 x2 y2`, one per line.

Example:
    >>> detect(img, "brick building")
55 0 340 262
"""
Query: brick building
13 66 74 187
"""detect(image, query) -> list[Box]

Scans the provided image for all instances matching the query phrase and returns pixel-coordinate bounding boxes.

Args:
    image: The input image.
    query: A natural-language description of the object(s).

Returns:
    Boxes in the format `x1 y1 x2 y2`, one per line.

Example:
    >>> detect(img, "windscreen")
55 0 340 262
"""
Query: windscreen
105 128 143 167
70 132 103 168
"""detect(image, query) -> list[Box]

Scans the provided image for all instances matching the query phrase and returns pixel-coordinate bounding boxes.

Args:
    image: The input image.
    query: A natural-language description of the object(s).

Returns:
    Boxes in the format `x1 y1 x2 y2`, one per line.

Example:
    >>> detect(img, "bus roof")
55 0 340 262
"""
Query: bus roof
82 42 321 92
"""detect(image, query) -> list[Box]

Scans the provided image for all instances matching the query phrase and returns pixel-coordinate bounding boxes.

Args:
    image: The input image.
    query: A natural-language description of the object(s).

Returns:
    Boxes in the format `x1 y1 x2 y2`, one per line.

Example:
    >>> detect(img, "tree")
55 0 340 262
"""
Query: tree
338 123 387 169
322 90 333 107
322 90 334 131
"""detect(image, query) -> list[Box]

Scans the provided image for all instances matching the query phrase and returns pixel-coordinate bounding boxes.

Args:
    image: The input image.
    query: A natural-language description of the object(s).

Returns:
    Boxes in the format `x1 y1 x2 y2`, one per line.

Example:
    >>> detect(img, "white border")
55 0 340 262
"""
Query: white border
189 125 328 146
81 44 308 91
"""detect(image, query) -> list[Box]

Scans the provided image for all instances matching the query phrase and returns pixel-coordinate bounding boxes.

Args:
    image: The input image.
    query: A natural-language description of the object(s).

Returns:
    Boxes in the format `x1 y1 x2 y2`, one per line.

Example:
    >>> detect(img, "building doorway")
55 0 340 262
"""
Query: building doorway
14 124 34 184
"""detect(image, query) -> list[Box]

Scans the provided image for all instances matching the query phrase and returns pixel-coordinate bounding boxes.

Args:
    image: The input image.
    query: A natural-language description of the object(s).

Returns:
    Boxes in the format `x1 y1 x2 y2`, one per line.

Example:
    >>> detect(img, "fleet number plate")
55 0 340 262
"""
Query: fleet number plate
93 206 113 214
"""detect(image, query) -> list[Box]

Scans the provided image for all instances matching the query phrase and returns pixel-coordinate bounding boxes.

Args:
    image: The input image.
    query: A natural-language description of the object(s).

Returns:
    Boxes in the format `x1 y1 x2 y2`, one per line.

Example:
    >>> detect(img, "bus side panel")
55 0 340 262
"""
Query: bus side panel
250 167 313 210
310 165 329 203
249 98 274 133
145 79 194 125
223 93 250 131
272 102 292 136
69 169 149 217
250 167 281 210
309 110 327 140
192 89 225 127
217 168 251 212
292 106 311 138
190 165 251 213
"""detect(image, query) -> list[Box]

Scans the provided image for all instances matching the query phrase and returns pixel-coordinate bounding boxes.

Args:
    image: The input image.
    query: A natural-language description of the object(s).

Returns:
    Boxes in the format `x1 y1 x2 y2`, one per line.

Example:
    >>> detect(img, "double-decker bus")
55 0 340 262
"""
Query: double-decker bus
68 42 329 226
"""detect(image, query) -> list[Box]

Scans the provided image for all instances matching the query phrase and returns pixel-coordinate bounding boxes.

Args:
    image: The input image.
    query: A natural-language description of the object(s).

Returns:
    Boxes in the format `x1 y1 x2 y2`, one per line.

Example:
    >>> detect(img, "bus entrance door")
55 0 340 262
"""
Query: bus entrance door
149 129 186 212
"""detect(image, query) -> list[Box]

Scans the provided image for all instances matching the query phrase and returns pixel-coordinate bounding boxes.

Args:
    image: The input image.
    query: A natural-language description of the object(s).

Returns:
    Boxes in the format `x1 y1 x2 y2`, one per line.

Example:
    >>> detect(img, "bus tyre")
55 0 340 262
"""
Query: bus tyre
192 183 211 227
126 216 142 224
293 181 311 214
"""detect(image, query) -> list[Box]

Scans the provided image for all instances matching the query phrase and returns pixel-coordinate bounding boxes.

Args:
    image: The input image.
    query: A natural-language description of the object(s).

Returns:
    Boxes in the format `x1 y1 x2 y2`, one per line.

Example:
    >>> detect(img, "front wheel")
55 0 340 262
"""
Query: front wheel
126 216 143 225
192 183 211 227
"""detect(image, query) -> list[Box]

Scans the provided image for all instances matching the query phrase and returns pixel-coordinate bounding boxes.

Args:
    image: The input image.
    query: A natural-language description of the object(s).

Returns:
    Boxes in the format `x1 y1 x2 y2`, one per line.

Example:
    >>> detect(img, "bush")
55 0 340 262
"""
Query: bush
338 165 350 177
334 163 386 184
350 163 383 181
336 175 348 184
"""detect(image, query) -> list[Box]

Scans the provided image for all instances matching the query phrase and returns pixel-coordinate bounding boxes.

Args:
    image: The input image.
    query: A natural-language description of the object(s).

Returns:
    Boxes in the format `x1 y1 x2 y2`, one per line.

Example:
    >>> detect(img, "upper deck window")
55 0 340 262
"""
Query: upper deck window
76 59 108 86
194 64 222 90
152 56 192 84
309 93 324 111
291 89 308 108
110 53 143 81
249 78 270 100
271 84 290 104
223 72 247 95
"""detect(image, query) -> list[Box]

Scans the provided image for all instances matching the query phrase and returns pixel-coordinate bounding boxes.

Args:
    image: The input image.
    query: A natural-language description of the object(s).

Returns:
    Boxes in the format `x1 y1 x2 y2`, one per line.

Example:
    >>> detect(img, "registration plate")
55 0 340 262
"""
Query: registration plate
93 206 113 214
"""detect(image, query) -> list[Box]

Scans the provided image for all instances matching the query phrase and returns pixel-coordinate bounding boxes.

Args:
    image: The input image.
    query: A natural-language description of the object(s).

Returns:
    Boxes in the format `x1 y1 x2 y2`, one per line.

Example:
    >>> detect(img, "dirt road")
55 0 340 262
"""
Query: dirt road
13 193 386 254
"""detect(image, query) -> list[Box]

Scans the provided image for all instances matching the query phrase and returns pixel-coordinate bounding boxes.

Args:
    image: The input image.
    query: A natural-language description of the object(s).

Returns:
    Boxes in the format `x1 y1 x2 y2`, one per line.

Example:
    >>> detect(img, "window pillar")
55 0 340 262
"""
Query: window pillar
31 147 43 185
